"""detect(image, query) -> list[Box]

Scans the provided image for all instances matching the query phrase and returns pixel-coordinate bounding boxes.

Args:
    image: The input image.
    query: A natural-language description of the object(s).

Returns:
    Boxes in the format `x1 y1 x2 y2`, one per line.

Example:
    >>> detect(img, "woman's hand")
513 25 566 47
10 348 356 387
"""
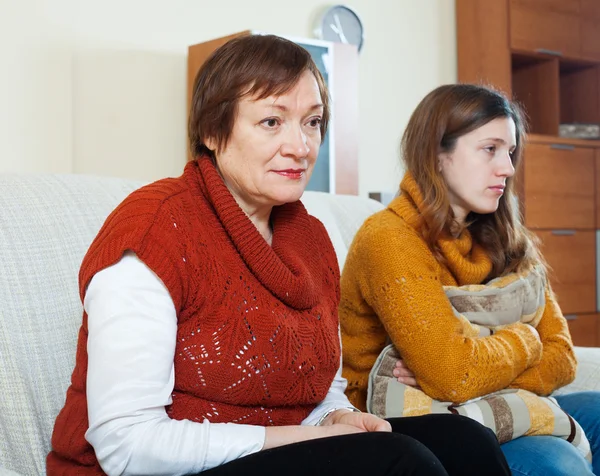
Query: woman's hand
392 358 419 388
321 409 391 432
263 422 364 450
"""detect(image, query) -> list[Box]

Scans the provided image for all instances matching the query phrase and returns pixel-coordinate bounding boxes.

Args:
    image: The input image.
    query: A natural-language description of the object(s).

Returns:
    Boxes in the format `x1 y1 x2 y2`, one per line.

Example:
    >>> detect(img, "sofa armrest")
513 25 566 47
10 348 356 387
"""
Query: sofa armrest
552 346 600 396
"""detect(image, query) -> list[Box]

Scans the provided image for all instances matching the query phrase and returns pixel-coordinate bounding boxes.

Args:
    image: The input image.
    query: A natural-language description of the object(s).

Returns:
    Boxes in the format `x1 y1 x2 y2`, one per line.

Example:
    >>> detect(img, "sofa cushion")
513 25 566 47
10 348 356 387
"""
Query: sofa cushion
554 347 600 395
0 174 143 475
300 191 384 268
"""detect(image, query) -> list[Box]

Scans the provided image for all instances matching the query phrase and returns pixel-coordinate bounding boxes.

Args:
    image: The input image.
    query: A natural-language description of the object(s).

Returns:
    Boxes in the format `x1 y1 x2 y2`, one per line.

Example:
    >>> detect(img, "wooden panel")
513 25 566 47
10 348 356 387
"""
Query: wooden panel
582 0 600 19
524 143 595 229
528 133 600 148
456 0 511 94
188 31 251 113
560 65 600 124
565 313 599 347
536 231 596 314
511 0 580 15
582 20 600 61
596 151 600 227
510 6 580 57
512 59 559 135
331 43 359 195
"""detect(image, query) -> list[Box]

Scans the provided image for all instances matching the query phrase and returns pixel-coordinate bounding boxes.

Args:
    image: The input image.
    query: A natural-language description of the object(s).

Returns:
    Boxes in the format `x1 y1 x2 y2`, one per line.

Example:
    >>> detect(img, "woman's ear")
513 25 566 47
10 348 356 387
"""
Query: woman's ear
204 137 218 153
437 153 447 173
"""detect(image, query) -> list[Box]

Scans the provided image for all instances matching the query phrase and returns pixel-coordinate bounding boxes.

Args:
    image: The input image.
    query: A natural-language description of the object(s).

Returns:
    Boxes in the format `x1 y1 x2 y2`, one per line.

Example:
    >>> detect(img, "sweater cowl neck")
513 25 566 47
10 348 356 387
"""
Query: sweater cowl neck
185 156 322 309
389 172 492 285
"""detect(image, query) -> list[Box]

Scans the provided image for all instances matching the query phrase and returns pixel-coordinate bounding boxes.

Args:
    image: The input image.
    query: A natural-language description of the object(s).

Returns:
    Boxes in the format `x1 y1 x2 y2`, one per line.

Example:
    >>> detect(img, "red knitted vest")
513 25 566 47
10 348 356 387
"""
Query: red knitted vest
47 158 341 475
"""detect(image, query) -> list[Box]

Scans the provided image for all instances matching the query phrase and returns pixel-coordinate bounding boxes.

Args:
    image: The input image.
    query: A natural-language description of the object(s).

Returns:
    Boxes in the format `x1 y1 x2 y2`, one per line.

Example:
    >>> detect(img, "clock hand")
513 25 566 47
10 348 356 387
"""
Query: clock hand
330 23 348 43
333 13 349 43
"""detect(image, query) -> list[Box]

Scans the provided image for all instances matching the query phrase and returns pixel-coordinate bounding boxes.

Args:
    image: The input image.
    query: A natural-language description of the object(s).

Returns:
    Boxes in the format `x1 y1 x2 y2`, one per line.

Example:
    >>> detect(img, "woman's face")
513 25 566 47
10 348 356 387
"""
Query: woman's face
439 117 516 225
209 70 323 214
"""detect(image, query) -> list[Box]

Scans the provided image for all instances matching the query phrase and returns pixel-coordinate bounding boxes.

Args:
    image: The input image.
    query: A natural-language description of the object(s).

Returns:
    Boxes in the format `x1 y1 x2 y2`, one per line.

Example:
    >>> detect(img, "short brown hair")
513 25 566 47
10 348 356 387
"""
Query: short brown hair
401 83 543 279
188 34 330 158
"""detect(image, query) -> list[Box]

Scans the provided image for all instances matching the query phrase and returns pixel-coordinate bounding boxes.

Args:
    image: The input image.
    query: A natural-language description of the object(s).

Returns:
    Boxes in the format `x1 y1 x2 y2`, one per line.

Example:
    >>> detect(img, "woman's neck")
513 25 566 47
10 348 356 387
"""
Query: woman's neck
238 200 273 245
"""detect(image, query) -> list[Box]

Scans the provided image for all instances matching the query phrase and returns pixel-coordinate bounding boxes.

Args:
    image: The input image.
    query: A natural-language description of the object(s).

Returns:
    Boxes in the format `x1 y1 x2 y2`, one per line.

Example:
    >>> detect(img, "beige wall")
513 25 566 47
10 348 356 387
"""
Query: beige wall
0 0 456 195
0 0 73 173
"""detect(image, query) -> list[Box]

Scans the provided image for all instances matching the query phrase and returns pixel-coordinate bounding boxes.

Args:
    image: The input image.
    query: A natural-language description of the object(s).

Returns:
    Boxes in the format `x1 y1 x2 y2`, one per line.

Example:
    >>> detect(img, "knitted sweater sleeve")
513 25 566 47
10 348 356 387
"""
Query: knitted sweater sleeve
79 185 191 312
509 287 577 395
341 220 544 405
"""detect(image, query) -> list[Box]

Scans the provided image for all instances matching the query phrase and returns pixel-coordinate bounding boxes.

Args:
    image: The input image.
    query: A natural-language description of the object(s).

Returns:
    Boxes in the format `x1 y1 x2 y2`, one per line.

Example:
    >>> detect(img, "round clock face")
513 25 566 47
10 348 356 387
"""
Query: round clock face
318 5 364 52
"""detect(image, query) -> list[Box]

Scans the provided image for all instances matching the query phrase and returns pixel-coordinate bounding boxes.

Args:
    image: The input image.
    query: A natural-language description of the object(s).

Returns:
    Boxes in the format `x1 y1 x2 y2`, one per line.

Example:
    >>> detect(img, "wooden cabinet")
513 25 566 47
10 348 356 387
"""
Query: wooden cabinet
523 143 595 229
458 0 600 136
512 57 560 135
535 230 596 314
511 0 579 15
596 151 600 227
456 1 512 94
581 19 600 60
510 5 580 57
566 313 599 347
457 0 600 346
582 0 600 19
523 138 600 345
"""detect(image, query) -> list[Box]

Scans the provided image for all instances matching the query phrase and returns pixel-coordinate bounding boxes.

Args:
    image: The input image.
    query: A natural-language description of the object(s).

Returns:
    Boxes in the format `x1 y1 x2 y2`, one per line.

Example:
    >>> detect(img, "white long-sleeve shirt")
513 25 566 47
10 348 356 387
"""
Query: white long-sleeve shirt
85 252 355 476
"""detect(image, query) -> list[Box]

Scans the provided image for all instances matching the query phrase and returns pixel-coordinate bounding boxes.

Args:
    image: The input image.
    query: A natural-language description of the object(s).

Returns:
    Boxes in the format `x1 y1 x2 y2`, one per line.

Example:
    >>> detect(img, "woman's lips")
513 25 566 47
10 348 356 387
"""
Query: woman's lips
274 169 305 179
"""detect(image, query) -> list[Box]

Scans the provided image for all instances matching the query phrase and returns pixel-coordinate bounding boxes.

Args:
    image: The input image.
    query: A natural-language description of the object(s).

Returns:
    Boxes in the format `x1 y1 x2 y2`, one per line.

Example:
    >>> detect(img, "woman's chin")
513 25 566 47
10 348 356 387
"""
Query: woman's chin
472 204 500 215
264 193 299 207
268 184 309 205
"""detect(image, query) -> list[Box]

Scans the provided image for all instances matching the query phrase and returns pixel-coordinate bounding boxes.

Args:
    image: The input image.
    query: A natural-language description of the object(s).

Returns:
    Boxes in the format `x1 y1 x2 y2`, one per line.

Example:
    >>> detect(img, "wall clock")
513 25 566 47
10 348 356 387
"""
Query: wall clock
315 5 364 52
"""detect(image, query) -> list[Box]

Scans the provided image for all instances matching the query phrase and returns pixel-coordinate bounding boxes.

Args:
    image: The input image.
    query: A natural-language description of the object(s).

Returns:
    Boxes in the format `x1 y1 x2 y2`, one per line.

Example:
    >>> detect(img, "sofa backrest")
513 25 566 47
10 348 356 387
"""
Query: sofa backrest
0 173 383 475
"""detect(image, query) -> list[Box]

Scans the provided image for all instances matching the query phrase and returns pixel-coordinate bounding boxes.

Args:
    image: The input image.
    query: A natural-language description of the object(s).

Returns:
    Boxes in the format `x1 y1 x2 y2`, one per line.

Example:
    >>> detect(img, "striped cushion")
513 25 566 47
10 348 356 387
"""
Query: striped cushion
368 344 592 462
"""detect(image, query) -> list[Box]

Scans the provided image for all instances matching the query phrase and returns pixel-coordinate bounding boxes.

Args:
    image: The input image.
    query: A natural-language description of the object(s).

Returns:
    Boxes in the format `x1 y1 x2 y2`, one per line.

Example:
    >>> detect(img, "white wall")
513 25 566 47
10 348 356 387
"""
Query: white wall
0 0 73 173
0 0 456 194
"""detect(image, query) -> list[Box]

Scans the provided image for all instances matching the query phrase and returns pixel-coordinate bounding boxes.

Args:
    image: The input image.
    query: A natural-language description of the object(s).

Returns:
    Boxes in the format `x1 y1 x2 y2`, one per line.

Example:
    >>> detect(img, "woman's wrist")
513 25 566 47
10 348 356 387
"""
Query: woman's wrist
317 407 360 426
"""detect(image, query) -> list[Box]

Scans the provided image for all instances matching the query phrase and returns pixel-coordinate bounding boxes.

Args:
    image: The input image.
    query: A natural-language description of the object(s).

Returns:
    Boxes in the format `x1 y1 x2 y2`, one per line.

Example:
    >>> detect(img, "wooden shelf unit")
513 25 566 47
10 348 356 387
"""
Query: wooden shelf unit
457 0 600 347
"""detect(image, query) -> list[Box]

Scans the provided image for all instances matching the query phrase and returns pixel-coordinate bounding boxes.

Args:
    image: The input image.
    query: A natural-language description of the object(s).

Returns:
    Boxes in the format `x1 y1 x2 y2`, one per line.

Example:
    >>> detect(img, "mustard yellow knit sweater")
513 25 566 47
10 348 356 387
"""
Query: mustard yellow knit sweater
341 174 577 411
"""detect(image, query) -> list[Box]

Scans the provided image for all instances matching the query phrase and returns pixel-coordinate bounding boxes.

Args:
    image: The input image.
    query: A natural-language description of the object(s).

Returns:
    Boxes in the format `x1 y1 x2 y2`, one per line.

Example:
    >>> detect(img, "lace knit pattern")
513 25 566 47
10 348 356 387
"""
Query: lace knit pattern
340 173 576 411
48 158 341 474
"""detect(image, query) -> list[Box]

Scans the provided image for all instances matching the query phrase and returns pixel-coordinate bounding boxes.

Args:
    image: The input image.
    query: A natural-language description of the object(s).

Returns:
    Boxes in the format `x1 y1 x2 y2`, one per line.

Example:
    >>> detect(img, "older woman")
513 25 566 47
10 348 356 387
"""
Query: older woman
47 35 509 476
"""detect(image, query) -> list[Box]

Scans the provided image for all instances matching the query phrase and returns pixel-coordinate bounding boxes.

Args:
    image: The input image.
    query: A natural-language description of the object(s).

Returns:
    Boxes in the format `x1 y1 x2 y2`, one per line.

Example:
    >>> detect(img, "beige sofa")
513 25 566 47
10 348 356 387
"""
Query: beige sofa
1 173 599 476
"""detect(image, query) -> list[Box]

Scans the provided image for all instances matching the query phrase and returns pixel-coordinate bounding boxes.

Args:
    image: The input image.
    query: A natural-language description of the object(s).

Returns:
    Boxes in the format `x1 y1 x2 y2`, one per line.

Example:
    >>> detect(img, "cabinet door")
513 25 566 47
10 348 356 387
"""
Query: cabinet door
582 20 600 60
565 313 598 347
510 5 580 57
536 231 596 314
581 0 600 19
511 0 579 15
456 0 512 94
524 143 595 229
596 151 600 228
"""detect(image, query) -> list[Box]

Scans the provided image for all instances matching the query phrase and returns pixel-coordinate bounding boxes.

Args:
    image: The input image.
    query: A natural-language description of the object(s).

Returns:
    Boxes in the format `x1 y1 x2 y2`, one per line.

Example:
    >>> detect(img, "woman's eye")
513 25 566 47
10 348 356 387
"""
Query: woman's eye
261 118 280 128
308 117 322 128
484 146 496 154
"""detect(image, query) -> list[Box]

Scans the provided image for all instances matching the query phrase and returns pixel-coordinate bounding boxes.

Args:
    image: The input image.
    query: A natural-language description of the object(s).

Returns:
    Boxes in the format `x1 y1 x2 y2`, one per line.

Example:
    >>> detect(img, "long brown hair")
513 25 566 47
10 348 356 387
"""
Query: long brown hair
189 34 330 159
401 83 543 279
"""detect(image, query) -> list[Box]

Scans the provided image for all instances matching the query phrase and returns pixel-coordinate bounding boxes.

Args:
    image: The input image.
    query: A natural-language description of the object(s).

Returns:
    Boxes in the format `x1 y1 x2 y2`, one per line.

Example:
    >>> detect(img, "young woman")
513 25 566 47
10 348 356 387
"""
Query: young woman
340 83 600 475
